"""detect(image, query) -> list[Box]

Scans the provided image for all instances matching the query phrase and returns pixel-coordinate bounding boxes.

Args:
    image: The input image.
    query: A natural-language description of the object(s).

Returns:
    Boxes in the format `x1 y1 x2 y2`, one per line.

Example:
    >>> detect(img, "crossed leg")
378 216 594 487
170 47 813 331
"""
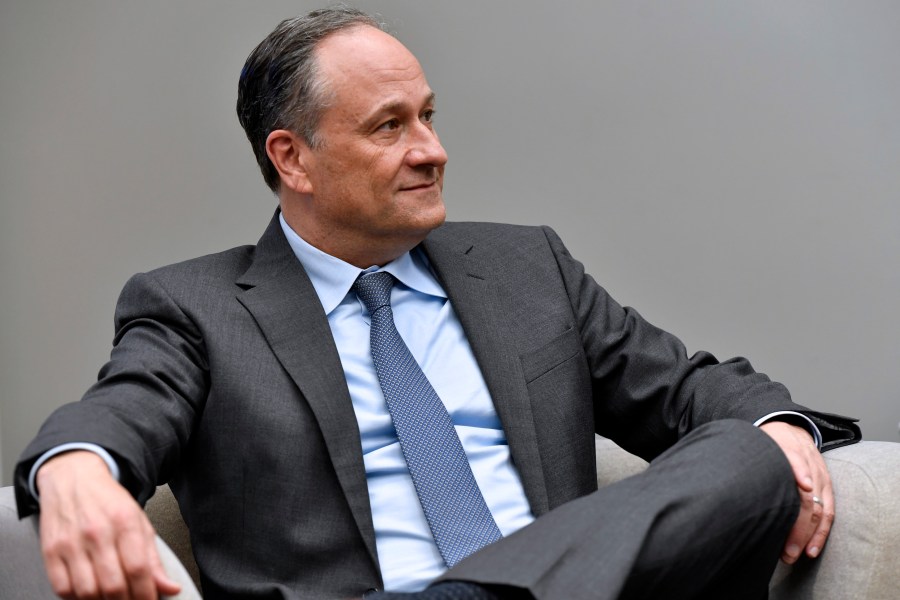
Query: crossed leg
422 419 800 600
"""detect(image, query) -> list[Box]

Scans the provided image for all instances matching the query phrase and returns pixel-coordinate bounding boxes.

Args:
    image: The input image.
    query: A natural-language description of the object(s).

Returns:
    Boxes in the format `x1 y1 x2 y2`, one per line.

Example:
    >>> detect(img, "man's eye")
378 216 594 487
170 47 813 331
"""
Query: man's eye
421 109 435 123
378 119 400 131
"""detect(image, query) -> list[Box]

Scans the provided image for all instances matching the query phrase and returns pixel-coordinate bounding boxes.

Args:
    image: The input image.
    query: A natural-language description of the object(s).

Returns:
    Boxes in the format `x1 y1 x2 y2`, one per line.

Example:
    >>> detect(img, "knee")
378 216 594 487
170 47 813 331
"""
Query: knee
656 419 800 518
702 419 800 514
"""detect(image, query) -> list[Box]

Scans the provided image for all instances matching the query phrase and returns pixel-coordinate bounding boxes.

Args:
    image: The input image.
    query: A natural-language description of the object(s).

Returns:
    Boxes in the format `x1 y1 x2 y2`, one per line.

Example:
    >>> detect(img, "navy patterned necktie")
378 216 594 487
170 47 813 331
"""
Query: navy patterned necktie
353 271 502 568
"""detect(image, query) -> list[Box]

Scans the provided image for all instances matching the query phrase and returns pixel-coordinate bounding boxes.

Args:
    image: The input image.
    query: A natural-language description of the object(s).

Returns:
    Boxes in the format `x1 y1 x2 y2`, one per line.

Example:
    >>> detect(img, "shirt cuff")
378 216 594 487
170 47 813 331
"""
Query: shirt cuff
28 443 121 501
754 411 823 449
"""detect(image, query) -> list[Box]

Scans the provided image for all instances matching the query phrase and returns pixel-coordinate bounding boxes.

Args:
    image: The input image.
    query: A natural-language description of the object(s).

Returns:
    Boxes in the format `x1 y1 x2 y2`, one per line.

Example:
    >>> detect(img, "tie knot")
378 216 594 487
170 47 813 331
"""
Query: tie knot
353 271 395 315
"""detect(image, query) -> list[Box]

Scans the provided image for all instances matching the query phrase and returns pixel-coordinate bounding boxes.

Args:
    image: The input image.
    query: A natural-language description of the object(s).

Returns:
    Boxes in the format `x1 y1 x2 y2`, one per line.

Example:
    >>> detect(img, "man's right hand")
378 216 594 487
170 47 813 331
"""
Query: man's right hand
35 451 182 600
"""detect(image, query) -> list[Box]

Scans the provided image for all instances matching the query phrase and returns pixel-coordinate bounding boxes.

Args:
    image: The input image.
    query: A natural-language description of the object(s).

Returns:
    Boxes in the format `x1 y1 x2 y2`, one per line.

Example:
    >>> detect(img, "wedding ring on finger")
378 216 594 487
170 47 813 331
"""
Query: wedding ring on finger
812 495 824 507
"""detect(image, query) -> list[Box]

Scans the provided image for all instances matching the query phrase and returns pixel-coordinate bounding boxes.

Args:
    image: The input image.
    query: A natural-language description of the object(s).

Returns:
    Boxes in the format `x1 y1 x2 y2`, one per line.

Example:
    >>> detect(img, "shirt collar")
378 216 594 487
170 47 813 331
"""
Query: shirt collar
279 213 446 315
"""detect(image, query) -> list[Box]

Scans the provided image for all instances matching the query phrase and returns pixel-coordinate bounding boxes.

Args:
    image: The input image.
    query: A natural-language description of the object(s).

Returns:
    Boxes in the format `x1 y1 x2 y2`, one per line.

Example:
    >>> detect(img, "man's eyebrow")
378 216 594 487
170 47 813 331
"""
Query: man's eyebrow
362 92 437 126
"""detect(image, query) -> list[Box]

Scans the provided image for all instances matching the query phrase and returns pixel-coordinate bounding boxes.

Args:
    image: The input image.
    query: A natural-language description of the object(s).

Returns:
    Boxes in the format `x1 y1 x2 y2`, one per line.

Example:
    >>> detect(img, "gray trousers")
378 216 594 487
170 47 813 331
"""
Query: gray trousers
441 419 800 600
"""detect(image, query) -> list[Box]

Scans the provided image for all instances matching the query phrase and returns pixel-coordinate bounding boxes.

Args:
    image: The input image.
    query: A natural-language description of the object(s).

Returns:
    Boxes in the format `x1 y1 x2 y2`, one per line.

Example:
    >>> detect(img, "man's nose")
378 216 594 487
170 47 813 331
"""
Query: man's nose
407 123 448 168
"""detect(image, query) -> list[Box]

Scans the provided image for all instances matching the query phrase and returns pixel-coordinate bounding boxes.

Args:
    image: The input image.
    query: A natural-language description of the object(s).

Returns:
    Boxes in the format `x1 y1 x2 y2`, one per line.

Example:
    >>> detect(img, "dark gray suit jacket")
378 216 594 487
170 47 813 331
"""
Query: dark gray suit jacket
16 213 858 598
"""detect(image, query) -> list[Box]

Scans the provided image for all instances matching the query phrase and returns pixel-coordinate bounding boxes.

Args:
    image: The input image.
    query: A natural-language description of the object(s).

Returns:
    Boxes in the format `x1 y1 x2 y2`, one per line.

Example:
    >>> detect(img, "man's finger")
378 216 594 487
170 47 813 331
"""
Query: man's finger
783 450 814 492
91 534 131 600
40 509 80 599
150 548 184 598
805 474 835 558
65 552 101 599
146 519 183 597
114 513 167 600
42 550 76 600
781 491 820 564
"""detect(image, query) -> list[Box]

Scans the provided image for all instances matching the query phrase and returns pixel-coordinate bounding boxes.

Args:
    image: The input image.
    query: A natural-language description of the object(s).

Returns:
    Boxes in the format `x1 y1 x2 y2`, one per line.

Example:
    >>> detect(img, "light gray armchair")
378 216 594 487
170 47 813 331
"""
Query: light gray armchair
2 438 899 599
593 438 900 599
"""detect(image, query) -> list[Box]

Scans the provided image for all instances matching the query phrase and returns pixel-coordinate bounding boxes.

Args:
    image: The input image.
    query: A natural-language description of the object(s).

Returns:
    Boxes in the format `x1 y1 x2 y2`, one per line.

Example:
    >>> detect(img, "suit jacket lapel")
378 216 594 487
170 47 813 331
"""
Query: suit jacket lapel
422 227 551 516
234 212 379 568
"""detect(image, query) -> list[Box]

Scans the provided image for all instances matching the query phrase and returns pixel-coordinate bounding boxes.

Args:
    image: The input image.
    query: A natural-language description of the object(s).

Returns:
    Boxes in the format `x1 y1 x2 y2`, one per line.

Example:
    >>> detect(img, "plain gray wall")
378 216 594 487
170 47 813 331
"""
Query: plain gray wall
2 1 898 485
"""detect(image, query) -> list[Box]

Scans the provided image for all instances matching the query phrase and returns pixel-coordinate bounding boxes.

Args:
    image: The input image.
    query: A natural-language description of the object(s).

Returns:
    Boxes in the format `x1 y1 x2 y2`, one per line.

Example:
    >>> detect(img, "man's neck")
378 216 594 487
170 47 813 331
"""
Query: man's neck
279 205 427 268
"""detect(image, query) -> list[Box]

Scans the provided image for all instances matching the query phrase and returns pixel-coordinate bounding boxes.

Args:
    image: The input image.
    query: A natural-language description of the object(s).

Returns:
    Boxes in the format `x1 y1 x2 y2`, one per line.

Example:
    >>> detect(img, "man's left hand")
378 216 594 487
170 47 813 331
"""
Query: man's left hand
760 421 834 564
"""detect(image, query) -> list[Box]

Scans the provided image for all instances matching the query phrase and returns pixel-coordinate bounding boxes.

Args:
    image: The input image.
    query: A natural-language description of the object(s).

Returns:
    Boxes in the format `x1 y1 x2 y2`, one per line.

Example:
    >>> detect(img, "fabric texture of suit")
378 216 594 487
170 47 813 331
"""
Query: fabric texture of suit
15 211 859 598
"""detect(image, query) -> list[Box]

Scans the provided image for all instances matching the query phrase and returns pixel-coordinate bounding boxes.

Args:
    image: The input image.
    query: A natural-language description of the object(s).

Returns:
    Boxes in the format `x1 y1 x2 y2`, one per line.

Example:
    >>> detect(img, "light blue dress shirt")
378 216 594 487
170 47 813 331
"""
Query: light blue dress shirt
278 215 535 592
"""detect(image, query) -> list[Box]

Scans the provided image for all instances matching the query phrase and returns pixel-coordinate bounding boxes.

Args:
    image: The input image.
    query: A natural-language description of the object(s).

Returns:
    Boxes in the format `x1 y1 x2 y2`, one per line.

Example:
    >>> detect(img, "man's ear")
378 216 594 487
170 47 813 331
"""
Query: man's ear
266 129 314 194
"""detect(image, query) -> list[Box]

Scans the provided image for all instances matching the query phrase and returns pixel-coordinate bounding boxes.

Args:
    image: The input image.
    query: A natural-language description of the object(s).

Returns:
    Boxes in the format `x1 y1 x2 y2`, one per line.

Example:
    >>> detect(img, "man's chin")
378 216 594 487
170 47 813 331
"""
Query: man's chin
392 192 446 236
402 209 446 249
425 201 447 231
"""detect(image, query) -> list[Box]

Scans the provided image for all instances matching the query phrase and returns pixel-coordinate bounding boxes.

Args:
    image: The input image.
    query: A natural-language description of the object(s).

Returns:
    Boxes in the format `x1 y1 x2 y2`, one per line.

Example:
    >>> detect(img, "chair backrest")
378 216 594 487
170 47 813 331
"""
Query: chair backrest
145 484 201 590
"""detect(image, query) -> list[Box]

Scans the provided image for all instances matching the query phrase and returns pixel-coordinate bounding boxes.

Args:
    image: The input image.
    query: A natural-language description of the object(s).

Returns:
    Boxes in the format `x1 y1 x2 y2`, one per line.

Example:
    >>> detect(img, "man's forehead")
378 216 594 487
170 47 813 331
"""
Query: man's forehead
313 25 433 125
315 25 423 83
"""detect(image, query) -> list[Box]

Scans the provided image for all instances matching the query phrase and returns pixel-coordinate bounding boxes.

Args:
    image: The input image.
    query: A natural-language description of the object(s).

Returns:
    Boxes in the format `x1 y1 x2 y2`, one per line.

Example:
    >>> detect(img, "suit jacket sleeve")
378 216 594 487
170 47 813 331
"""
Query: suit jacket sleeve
542 226 859 461
15 271 209 517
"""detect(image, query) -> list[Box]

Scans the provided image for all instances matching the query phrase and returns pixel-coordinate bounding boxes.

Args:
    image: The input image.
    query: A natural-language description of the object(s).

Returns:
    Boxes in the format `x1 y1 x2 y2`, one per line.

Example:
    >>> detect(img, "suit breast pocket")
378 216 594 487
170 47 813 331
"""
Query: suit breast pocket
518 326 595 497
520 327 584 384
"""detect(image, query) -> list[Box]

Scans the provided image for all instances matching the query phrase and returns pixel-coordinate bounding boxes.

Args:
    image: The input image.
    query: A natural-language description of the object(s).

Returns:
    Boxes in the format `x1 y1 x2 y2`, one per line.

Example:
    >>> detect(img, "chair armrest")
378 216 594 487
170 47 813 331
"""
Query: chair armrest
596 436 900 599
594 435 648 487
770 441 900 600
0 486 55 599
0 485 201 599
145 484 201 592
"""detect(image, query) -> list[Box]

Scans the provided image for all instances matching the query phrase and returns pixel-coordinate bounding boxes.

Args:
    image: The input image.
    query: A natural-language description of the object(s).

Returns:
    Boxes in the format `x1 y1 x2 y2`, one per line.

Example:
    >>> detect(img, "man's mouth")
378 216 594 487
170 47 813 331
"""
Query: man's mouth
400 180 437 191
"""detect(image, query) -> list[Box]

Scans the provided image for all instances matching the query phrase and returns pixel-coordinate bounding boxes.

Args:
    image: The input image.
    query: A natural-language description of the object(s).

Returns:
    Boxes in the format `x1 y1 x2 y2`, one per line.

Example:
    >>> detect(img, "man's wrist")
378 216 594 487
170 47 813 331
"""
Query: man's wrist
28 443 121 501
754 411 822 449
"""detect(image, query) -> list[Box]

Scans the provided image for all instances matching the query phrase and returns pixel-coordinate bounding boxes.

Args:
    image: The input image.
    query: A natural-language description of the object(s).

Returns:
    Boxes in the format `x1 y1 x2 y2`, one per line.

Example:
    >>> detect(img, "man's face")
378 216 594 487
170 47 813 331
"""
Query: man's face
297 26 448 264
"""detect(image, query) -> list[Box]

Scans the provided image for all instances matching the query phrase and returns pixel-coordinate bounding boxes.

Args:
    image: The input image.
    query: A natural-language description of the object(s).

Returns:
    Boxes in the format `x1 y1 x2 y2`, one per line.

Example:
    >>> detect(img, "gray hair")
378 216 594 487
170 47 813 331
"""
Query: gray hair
236 6 383 192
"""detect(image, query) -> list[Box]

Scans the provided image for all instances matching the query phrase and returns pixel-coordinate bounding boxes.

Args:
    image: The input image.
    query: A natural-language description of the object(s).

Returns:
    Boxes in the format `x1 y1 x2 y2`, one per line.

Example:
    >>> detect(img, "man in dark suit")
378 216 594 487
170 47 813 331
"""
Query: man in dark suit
16 7 858 600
